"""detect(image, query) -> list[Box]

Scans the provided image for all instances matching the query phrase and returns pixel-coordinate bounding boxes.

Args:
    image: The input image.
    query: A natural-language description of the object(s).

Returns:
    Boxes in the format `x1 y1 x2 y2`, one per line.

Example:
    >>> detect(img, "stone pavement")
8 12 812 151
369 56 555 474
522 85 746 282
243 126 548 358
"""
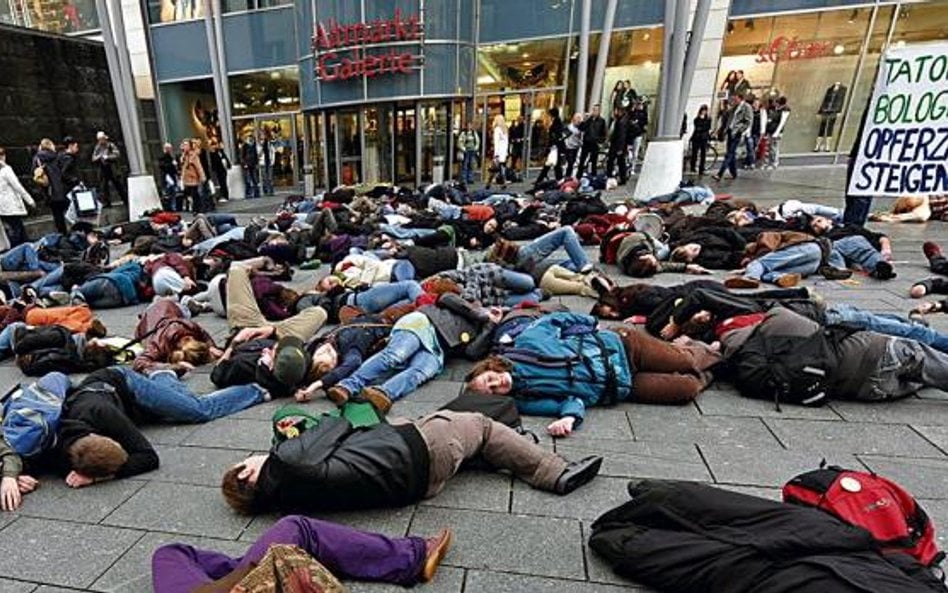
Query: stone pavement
0 164 946 592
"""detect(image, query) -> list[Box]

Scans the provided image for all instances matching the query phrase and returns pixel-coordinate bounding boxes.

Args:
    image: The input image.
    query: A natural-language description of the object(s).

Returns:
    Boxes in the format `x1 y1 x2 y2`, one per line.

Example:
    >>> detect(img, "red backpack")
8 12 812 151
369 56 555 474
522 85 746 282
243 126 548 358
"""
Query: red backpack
783 465 944 567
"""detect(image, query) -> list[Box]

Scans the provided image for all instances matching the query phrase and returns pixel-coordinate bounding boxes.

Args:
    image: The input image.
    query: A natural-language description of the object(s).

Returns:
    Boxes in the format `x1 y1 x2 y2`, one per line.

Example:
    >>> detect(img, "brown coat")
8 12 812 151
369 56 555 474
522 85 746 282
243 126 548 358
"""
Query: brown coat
132 299 214 372
181 151 206 187
743 231 815 261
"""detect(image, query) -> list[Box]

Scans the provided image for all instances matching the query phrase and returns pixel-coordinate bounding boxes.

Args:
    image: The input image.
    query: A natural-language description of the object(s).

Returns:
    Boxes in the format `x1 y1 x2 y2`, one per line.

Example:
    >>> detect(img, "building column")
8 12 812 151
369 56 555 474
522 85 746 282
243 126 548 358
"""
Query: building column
588 0 618 112
574 0 592 114
681 0 733 144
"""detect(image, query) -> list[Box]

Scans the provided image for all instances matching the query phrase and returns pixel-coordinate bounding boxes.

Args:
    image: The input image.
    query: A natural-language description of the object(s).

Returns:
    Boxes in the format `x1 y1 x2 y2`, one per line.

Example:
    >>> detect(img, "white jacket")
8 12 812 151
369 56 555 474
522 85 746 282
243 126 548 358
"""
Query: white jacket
334 254 398 287
493 127 509 162
0 163 35 216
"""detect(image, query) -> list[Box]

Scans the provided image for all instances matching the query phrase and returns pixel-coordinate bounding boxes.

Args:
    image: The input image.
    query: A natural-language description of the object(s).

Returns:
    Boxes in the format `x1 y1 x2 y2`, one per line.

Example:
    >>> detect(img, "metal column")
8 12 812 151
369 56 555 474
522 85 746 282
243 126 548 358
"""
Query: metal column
575 0 592 114
589 0 618 113
203 0 234 159
678 0 712 119
661 0 689 138
214 0 236 159
656 0 677 135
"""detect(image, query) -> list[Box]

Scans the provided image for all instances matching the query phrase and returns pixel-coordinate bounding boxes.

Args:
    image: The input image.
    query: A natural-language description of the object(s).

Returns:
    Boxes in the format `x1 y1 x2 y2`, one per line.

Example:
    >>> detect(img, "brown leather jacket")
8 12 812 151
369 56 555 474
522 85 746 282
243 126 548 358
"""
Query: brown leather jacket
743 231 815 261
132 299 214 372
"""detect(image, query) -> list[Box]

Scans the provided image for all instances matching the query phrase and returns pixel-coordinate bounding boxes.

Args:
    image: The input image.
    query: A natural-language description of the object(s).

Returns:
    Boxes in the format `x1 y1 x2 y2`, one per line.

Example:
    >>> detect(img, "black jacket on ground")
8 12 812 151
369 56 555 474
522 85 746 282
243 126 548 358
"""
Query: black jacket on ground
403 245 459 279
316 318 391 388
421 293 496 360
210 338 286 396
590 479 946 593
824 224 886 251
673 227 747 270
254 416 428 512
59 369 159 478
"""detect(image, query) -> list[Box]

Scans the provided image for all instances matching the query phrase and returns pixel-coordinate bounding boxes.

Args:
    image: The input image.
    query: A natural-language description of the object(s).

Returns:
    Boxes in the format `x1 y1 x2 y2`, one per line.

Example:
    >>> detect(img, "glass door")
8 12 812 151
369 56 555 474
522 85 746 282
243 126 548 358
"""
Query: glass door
305 112 327 189
256 115 299 189
420 101 450 184
325 112 339 188
336 109 362 185
395 103 417 185
363 105 394 184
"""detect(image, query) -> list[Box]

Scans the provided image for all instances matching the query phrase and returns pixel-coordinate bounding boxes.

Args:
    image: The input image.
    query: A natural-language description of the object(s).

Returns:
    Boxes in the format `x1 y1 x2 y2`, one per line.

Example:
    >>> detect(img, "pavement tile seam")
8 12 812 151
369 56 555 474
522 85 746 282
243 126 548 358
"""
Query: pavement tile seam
694 444 718 483
83 530 151 593
908 425 948 458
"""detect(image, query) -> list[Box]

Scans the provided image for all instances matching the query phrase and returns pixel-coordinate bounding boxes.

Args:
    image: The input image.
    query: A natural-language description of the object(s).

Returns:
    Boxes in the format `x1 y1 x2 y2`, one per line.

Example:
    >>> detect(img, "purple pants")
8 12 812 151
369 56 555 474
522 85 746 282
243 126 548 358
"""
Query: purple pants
152 516 426 592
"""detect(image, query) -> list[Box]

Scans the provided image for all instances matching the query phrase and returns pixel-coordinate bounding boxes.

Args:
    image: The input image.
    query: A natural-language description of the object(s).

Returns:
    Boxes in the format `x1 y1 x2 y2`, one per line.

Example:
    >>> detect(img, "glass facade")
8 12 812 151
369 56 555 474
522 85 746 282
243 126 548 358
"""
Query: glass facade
2 0 98 33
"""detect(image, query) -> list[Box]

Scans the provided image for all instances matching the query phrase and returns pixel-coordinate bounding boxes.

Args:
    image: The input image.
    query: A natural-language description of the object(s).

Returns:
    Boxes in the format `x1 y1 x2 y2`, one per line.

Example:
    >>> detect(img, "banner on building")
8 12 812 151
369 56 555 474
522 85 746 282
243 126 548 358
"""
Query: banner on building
848 42 948 197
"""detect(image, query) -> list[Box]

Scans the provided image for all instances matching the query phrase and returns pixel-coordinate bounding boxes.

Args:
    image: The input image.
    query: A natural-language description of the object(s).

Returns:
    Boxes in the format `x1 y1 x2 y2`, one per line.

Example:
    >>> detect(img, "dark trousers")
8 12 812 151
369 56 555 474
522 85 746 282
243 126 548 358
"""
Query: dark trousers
564 147 579 178
689 139 707 174
843 155 872 227
214 169 229 201
49 203 68 234
717 130 741 178
577 142 600 176
98 167 126 206
606 144 628 182
151 516 427 592
1 216 28 247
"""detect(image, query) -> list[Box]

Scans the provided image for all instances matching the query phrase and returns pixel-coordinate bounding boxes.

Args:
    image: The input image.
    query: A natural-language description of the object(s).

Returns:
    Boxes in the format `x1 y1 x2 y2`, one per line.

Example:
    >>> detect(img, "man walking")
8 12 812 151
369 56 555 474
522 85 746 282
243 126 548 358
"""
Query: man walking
713 94 752 181
91 131 126 207
457 121 480 186
577 104 607 176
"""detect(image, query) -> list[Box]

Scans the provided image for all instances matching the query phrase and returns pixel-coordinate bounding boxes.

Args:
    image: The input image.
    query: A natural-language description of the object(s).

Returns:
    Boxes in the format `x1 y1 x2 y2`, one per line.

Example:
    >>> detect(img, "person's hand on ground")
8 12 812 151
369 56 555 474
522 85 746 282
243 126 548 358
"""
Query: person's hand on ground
16 475 37 494
685 264 712 275
1 477 21 511
65 471 95 489
660 321 679 340
172 361 195 374
547 417 576 438
486 307 503 324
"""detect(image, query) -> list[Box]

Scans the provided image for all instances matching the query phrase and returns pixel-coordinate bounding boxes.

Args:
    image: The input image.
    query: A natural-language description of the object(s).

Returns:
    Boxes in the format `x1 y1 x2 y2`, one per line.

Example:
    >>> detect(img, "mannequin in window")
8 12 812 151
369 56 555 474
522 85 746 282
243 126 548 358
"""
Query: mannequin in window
816 82 847 152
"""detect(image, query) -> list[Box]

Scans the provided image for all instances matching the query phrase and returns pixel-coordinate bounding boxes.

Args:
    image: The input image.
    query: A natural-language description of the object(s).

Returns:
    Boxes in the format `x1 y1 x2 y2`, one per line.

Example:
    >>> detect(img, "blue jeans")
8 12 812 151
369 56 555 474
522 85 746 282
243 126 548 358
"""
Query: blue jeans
206 213 238 233
744 134 758 167
76 277 124 308
0 321 25 358
1 244 57 273
22 264 65 297
499 269 542 306
462 149 477 184
338 330 443 401
828 235 882 271
717 130 741 178
825 305 948 354
261 165 274 195
391 260 416 282
745 242 821 283
243 168 260 198
112 367 264 423
348 281 423 313
378 225 437 241
428 198 462 220
516 227 589 272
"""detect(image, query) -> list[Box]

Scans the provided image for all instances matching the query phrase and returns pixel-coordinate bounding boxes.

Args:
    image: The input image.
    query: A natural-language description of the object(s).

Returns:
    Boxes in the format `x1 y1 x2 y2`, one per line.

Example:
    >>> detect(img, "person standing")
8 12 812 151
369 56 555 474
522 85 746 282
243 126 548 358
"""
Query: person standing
509 116 525 171
91 131 126 207
535 107 567 185
209 140 231 204
58 137 81 230
180 140 206 213
627 100 649 176
33 138 68 234
843 101 872 226
563 113 583 178
689 105 711 175
158 143 180 211
457 121 480 186
259 131 275 196
577 104 607 176
743 98 766 170
194 138 212 211
240 135 260 198
605 107 630 184
0 147 36 247
486 114 508 191
712 94 752 181
764 97 791 170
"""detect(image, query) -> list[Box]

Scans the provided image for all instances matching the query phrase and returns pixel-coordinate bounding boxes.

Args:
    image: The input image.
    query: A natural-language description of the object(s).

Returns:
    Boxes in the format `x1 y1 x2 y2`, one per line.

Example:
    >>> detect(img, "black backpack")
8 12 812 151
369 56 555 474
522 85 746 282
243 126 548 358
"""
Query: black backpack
13 325 89 376
730 324 837 410
439 390 539 443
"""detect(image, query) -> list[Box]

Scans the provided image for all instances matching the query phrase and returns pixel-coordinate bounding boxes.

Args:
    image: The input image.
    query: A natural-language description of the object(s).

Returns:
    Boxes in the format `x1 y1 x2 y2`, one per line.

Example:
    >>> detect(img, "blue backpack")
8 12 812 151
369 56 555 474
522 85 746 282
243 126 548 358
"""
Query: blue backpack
1 372 71 458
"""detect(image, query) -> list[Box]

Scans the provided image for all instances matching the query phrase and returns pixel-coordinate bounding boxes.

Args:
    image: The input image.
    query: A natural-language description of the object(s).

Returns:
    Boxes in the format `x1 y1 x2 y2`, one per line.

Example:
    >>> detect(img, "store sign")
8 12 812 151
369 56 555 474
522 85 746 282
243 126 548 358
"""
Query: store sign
312 9 423 82
756 36 832 64
849 42 948 197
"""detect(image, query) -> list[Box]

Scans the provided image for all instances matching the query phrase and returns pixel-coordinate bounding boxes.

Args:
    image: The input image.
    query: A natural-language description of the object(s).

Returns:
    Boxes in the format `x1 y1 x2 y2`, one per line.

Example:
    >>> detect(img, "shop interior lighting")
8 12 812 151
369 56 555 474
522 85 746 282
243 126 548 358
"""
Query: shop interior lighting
744 19 755 31
834 44 845 55
848 9 859 24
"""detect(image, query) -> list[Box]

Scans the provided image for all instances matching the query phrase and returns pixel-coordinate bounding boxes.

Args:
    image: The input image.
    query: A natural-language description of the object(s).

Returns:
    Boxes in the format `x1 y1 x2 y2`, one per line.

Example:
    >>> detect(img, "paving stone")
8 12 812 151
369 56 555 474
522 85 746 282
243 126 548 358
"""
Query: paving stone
240 505 417 542
151 445 251 487
400 380 464 404
348 567 465 593
0 517 141 589
914 425 948 454
858 456 948 499
17 479 146 524
570 408 633 440
420 471 512 513
0 579 36 592
831 399 948 426
511 475 629 521
700 444 859 487
558 438 711 481
92 532 246 593
465 570 646 592
918 499 948 551
139 423 198 446
765 418 945 458
630 413 783 450
181 418 274 450
409 507 585 579
696 388 842 420
104 482 251 539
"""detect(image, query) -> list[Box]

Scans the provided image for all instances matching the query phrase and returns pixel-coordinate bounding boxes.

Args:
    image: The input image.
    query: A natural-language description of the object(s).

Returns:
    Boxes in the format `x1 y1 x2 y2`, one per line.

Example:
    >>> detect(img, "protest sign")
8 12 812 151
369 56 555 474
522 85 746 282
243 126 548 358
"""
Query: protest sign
848 42 948 197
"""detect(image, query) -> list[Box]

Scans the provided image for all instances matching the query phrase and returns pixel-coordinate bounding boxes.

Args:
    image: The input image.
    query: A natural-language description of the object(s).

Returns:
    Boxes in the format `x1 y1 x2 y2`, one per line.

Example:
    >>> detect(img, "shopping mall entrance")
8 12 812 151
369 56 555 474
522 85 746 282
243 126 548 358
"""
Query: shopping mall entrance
307 99 470 189
233 114 304 189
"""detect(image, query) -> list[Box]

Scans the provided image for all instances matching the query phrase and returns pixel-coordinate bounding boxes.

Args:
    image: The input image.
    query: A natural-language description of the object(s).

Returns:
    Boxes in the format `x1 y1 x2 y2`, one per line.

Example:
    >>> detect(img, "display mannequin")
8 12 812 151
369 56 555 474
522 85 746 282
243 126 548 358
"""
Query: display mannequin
815 82 847 152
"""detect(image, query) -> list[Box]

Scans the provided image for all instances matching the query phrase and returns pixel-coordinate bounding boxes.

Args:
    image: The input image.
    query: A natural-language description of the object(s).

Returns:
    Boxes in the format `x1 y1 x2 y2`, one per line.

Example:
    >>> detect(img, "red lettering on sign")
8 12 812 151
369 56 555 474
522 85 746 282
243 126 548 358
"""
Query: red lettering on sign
755 35 833 64
312 10 423 82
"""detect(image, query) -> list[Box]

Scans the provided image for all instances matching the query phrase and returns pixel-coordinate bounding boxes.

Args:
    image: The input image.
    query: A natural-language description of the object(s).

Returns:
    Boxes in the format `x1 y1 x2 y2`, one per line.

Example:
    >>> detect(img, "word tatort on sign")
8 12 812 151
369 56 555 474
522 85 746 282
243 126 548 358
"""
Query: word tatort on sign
312 9 423 82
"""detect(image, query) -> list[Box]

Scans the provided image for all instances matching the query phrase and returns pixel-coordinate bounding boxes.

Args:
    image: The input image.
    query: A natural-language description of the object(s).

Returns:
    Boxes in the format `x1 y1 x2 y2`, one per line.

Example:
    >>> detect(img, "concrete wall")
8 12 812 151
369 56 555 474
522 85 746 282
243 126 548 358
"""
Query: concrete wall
682 0 732 143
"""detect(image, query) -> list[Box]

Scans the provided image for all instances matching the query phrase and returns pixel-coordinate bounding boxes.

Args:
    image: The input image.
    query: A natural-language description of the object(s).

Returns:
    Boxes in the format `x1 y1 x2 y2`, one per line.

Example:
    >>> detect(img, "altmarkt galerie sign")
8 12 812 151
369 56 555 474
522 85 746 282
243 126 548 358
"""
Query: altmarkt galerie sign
312 9 424 82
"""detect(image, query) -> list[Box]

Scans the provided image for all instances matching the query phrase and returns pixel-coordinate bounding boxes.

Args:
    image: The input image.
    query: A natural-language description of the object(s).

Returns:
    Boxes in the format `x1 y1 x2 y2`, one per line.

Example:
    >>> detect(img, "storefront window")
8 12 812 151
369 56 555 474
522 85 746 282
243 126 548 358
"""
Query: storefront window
477 38 569 93
221 0 291 14
229 68 300 117
589 27 664 126
718 8 874 154
148 0 204 23
159 79 220 145
3 0 98 33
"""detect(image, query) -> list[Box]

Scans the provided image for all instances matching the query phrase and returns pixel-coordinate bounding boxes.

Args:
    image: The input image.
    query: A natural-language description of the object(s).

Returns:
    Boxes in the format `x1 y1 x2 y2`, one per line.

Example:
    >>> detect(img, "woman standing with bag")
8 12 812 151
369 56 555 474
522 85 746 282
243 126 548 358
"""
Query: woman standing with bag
0 147 36 247
486 114 508 190
689 105 711 175
180 140 206 213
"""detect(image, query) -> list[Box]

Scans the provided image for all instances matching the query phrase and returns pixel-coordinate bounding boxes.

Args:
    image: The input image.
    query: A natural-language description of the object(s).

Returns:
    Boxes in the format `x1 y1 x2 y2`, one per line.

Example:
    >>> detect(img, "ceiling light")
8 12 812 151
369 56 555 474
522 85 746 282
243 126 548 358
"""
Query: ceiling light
848 9 858 23
476 74 496 84
834 44 845 55
270 71 282 79
522 53 530 58
642 32 650 41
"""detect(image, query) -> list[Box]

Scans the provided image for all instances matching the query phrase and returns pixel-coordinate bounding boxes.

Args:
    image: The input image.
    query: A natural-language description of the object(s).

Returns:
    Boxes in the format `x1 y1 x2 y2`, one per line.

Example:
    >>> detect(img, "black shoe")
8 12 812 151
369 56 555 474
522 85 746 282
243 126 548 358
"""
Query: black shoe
819 266 852 280
871 261 897 280
554 455 603 495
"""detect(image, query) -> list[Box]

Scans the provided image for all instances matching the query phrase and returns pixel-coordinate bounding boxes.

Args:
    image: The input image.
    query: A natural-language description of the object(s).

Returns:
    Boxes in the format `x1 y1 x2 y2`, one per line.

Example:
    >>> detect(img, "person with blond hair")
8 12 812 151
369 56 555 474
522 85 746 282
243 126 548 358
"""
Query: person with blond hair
486 114 508 190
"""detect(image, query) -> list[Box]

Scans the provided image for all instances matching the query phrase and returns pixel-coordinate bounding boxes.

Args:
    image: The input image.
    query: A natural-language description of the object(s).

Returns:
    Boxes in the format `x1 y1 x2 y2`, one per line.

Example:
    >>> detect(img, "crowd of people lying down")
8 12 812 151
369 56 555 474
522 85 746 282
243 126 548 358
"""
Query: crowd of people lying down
0 179 944 592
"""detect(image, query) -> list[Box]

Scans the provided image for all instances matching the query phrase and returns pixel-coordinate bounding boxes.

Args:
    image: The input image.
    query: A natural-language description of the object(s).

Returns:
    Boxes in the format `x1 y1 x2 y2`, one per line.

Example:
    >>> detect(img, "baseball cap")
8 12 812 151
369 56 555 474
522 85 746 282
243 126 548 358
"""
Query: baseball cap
273 336 311 386
96 131 107 140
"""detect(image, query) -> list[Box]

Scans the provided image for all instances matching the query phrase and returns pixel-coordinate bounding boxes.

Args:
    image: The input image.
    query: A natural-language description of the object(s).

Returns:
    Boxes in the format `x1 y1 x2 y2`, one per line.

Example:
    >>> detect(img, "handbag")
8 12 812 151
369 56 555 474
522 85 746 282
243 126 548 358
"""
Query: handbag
545 146 559 167
65 184 101 224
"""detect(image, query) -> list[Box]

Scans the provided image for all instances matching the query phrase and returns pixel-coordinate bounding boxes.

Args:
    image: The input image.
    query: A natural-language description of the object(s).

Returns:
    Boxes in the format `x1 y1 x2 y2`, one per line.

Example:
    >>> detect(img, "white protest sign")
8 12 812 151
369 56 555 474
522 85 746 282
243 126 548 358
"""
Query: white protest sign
848 42 948 197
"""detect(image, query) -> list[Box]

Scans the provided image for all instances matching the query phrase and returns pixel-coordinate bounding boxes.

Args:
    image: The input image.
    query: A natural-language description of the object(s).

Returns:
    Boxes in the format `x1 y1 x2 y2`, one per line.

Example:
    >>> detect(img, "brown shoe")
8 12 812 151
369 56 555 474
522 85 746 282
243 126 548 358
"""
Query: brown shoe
360 386 393 414
379 302 417 325
775 273 801 288
338 304 365 324
326 386 350 406
724 276 760 289
421 528 453 582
